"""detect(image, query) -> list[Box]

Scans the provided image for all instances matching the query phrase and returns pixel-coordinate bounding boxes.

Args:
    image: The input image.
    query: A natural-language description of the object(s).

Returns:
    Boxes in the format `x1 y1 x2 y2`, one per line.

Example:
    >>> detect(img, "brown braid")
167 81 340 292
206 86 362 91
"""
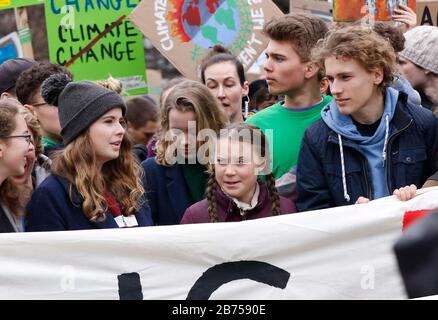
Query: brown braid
266 174 281 216
206 170 219 222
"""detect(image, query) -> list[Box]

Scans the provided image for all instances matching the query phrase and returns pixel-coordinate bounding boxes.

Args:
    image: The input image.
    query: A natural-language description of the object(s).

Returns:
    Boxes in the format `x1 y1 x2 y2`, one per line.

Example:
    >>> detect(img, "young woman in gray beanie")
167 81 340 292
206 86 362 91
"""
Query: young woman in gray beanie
26 74 153 231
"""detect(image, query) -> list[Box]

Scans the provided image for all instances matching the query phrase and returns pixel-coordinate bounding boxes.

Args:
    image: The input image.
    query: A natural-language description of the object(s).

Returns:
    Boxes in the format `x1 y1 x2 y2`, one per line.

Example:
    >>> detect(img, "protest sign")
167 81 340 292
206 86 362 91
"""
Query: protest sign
45 0 147 95
1 187 438 299
417 0 438 25
0 32 22 64
333 0 416 22
129 0 283 80
0 0 43 10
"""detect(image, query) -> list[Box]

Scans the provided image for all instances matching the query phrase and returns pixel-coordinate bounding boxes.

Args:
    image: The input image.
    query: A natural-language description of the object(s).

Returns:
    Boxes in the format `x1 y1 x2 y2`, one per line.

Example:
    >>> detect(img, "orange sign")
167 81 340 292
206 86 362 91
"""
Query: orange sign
333 0 416 22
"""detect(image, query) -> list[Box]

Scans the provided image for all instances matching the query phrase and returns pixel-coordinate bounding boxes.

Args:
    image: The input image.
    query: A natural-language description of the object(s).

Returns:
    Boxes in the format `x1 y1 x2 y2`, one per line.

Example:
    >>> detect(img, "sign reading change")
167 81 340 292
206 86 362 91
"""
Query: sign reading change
45 0 147 95
129 0 283 80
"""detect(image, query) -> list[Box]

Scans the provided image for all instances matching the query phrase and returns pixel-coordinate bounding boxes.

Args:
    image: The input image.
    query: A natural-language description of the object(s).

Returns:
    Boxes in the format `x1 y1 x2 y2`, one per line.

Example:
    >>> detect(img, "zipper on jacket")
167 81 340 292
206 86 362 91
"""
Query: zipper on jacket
240 209 247 221
384 119 413 194
362 157 372 199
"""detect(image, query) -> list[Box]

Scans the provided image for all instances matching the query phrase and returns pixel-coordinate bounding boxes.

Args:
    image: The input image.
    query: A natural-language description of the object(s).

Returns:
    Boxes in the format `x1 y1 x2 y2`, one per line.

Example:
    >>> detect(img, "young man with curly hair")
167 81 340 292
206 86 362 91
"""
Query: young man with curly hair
296 26 438 212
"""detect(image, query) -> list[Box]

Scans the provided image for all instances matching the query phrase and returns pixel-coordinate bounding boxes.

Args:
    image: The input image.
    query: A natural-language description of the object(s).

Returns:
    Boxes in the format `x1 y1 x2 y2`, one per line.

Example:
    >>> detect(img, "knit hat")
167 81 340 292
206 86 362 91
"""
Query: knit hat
0 58 36 93
400 26 438 74
41 74 126 145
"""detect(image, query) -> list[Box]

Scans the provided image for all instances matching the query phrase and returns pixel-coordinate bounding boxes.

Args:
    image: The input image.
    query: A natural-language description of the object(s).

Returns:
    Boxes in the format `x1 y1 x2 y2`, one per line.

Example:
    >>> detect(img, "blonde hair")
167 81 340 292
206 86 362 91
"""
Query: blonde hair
155 80 229 166
95 76 123 94
51 130 144 222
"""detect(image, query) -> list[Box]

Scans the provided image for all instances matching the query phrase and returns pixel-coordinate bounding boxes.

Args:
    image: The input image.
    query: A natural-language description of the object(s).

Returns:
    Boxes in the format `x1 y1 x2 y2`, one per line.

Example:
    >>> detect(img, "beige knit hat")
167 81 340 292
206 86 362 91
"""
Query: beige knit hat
400 26 438 74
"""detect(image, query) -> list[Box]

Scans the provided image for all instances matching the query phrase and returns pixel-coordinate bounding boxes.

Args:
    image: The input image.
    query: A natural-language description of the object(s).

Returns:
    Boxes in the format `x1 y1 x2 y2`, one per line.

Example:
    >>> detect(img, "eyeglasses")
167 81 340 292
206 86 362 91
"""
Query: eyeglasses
1 134 33 145
32 102 49 107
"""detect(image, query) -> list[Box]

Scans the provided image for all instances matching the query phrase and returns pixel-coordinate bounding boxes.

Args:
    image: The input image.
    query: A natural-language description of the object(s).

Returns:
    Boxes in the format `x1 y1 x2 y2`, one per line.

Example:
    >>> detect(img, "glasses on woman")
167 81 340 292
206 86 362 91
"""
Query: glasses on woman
1 134 33 145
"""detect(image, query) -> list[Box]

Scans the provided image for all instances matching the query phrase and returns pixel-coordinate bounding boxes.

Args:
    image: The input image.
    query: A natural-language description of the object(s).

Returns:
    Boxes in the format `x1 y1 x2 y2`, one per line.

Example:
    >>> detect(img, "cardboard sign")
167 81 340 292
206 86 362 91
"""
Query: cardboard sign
0 32 23 64
129 0 283 80
290 0 333 22
333 0 416 22
0 0 43 10
45 0 147 95
417 0 438 25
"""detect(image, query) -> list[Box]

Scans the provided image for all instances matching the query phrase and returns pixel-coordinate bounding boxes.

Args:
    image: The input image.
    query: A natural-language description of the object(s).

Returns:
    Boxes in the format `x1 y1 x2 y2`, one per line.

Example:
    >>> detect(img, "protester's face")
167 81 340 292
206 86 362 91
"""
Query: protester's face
128 120 158 146
325 56 382 119
204 61 248 123
0 114 32 178
263 40 307 96
30 92 62 138
10 130 36 185
397 56 427 89
215 139 264 204
89 108 126 167
168 109 197 160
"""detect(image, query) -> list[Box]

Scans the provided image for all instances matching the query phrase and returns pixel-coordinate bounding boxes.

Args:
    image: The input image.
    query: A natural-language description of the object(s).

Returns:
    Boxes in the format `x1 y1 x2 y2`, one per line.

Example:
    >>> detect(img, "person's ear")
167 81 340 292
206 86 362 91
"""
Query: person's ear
0 141 4 158
241 80 249 97
24 104 36 116
0 92 11 99
304 62 319 79
373 68 384 86
255 159 267 175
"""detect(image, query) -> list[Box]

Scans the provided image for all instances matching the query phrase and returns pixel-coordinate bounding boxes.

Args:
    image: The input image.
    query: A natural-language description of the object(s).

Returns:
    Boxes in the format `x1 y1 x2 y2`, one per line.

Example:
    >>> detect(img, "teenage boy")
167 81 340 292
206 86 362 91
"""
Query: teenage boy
246 13 331 180
296 26 438 212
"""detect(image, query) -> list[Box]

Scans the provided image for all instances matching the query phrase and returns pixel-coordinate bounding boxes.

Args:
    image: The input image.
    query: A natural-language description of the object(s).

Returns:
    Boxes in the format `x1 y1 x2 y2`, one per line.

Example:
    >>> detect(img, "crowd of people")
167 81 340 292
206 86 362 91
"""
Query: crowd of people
0 5 437 233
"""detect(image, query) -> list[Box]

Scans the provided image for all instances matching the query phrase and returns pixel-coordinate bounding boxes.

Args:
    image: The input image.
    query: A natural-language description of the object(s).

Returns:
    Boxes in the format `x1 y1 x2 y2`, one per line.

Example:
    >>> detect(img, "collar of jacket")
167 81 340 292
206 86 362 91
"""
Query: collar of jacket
326 91 412 149
216 180 269 219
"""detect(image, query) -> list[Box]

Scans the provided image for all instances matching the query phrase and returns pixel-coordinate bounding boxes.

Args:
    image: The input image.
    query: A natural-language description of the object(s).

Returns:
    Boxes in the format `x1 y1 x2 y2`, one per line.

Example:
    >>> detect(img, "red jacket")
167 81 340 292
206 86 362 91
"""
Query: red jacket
180 181 296 224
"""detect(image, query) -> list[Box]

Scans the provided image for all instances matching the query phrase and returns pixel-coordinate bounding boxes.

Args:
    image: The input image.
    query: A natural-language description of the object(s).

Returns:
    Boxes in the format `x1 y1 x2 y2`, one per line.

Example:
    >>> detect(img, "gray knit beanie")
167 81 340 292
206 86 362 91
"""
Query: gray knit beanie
400 26 438 74
41 74 126 145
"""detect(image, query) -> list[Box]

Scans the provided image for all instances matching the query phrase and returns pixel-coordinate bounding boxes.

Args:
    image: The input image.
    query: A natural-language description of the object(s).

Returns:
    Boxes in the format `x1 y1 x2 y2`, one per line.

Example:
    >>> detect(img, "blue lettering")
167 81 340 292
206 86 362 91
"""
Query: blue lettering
50 0 61 14
97 0 110 10
126 0 137 9
65 0 80 12
110 0 121 11
85 0 95 12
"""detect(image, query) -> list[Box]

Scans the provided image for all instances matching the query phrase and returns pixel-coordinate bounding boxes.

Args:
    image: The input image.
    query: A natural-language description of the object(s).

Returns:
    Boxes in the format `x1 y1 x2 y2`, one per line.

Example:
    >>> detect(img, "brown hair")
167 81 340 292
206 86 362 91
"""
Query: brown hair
200 45 246 85
372 22 405 53
126 96 159 129
0 98 20 138
0 99 26 215
155 80 229 166
263 13 329 62
312 26 396 92
50 129 144 223
0 106 41 216
206 123 280 222
16 62 73 105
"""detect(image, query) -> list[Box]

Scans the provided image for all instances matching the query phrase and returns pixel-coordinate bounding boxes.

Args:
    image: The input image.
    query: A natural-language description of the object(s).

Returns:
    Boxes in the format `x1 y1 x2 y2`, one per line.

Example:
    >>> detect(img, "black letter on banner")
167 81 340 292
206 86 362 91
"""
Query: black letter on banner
186 260 290 300
421 6 433 25
118 272 143 300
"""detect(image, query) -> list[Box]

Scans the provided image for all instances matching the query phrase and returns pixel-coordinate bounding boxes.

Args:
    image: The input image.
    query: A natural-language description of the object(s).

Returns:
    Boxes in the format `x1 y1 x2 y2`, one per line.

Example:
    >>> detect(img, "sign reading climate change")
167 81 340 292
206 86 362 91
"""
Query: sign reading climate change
129 0 283 80
45 0 147 95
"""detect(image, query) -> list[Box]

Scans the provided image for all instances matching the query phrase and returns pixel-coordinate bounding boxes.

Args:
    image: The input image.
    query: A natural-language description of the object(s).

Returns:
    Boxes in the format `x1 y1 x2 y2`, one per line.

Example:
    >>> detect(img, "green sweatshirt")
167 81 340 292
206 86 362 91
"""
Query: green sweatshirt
246 95 332 179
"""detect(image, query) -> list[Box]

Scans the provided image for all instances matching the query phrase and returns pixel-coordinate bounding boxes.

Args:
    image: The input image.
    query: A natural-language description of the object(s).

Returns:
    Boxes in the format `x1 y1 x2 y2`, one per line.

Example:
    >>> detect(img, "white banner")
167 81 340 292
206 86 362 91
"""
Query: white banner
2 187 438 300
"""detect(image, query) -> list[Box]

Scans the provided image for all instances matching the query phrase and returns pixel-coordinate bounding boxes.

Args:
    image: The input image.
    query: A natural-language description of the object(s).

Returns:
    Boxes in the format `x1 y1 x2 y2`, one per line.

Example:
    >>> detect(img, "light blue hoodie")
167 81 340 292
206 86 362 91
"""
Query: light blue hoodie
321 87 400 200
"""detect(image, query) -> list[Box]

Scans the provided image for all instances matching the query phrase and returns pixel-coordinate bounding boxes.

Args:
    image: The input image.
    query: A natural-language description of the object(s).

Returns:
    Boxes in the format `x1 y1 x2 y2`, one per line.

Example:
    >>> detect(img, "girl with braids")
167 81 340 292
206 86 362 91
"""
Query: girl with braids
141 79 229 225
0 99 34 232
180 123 296 224
26 74 153 231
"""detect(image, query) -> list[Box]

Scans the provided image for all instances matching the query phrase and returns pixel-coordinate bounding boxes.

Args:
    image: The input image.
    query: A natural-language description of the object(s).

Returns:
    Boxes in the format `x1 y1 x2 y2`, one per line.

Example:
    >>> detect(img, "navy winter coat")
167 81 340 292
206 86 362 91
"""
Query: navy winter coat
26 174 153 231
141 158 193 225
296 93 438 212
